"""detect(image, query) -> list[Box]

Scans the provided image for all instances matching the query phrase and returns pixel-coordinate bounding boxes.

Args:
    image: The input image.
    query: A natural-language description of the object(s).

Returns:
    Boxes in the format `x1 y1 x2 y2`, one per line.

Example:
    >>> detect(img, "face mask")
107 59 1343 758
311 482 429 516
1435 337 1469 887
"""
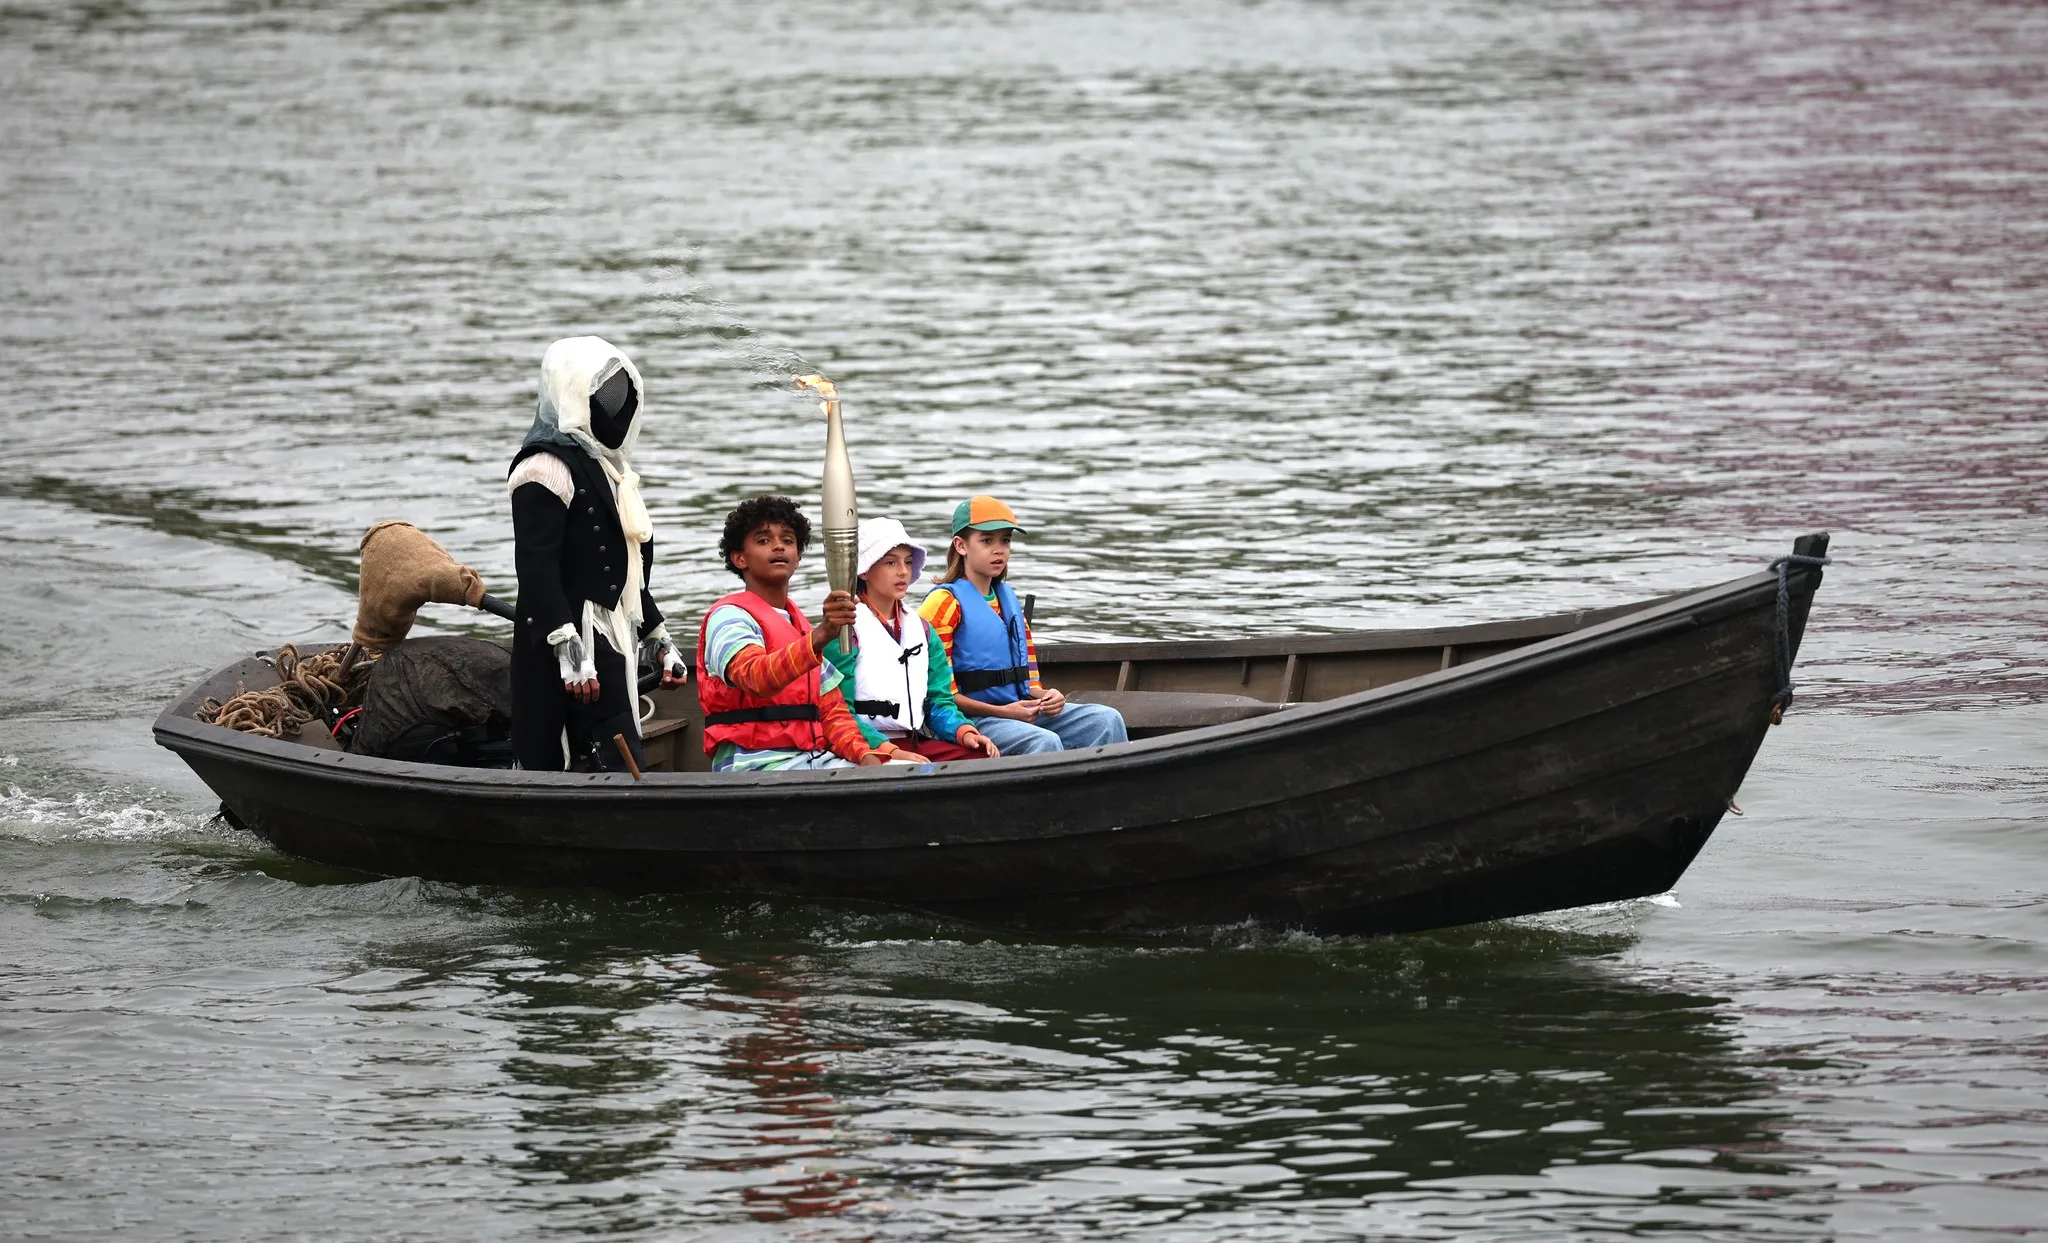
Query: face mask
588 368 638 450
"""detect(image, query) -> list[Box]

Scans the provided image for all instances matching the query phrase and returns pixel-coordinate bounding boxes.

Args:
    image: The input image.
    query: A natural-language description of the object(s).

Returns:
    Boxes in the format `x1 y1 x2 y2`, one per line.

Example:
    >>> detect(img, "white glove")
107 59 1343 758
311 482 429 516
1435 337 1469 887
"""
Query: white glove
642 624 688 683
548 625 597 686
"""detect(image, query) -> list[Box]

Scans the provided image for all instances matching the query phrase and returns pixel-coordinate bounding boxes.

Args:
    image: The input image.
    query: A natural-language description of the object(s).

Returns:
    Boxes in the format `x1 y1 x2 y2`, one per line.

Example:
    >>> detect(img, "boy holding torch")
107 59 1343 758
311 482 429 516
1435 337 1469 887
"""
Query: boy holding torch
695 496 908 771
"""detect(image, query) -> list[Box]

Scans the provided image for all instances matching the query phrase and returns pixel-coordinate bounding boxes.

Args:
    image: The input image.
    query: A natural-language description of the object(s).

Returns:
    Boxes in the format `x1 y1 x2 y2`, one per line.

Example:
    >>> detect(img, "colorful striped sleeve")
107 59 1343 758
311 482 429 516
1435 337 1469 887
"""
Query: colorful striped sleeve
819 632 888 746
917 589 963 665
822 631 857 685
851 712 888 749
701 605 764 682
1021 616 1042 694
817 686 875 763
817 634 852 699
706 604 824 697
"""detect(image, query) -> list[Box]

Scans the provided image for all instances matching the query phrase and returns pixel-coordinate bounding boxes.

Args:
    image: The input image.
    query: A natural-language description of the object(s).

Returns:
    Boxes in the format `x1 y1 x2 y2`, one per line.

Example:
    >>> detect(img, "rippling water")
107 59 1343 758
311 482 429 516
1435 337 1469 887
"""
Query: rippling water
2 0 2043 1237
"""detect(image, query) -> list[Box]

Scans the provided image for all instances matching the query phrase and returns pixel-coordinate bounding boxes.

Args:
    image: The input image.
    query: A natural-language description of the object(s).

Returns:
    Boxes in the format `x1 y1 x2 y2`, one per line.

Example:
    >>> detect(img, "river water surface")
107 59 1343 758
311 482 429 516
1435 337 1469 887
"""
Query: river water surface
2 0 2044 1238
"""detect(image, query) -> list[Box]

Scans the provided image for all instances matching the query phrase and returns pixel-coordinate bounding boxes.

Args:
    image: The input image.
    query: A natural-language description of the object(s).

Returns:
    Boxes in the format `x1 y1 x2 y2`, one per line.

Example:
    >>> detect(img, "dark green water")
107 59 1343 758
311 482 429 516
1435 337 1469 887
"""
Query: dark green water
2 0 2043 1237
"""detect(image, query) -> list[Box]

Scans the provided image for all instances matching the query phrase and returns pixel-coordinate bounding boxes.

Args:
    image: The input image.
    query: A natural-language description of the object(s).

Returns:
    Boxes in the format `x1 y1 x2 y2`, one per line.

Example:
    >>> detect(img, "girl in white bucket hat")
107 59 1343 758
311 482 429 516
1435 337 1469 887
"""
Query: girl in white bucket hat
823 516 1000 762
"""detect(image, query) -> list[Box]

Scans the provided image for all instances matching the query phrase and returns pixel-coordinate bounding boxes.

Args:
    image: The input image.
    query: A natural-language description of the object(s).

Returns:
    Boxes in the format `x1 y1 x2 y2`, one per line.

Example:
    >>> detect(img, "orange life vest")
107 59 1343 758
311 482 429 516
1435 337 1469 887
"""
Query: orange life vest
695 591 825 756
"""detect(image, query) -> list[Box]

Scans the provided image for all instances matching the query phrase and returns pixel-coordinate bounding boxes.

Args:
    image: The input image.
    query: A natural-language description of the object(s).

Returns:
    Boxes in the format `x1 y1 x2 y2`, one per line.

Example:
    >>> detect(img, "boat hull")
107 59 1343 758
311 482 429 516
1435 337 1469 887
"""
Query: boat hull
157 542 1826 936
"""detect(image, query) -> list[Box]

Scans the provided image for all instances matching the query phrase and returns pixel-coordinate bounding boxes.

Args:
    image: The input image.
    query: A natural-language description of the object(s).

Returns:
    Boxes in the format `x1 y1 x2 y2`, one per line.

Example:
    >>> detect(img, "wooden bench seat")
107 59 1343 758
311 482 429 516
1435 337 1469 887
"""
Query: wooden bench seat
1069 690 1286 738
639 714 695 772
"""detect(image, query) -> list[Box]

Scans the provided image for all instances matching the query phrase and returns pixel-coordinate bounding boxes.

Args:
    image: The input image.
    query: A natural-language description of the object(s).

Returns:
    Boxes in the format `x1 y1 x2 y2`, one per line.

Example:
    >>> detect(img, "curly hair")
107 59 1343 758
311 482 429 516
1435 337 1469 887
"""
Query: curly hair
719 495 812 578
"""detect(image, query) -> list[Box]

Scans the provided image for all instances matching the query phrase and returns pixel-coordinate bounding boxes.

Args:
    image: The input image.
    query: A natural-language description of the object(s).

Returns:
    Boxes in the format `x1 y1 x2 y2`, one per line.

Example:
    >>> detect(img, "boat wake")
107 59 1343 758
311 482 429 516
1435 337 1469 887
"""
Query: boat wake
0 770 226 846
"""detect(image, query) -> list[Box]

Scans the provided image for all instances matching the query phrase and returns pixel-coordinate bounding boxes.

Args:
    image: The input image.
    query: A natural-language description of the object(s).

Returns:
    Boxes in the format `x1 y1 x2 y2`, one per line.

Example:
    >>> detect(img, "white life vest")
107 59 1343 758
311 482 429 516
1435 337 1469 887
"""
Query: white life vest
851 601 930 735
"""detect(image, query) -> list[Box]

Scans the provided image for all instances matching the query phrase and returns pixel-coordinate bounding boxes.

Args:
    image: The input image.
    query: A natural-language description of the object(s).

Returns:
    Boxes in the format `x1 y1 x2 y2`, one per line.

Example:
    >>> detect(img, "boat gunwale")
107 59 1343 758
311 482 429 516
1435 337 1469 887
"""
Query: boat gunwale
152 560 1816 803
1033 592 1686 663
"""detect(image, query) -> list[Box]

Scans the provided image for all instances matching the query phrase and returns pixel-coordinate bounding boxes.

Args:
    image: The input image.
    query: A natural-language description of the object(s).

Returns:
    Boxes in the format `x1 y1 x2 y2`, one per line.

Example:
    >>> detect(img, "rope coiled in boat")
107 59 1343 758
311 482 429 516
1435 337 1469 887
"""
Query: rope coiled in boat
196 644 373 739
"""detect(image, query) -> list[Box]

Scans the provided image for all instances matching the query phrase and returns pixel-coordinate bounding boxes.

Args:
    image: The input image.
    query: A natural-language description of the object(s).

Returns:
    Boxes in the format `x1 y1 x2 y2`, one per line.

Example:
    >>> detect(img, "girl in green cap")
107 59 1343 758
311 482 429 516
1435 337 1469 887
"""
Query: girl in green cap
917 496 1128 756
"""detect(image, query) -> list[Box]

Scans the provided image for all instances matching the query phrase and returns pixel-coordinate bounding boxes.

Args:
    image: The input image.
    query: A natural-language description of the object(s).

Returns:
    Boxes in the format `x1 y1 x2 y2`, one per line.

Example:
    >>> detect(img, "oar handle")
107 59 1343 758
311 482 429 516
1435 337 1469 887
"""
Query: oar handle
612 733 644 782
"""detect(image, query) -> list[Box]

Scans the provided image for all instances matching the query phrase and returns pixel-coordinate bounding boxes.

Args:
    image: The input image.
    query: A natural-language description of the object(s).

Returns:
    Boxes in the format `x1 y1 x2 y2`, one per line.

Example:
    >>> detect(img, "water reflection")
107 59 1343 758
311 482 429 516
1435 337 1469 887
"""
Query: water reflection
488 958 674 1188
351 901 1796 1234
702 956 863 1222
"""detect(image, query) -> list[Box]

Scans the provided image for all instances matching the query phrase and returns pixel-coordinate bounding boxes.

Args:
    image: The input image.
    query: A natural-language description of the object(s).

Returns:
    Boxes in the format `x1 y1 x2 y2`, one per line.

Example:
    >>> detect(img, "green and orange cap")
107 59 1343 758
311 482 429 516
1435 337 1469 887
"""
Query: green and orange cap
950 495 1027 537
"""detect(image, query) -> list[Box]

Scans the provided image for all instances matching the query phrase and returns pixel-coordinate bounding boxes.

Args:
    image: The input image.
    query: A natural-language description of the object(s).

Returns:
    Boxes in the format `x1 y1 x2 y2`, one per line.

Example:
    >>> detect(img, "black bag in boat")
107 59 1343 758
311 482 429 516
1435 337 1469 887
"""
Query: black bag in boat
347 637 516 767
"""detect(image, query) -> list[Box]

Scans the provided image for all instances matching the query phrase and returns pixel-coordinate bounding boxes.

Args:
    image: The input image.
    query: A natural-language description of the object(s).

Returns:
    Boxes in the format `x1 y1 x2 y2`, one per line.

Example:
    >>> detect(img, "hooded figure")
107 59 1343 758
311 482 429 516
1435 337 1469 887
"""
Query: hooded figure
507 336 687 771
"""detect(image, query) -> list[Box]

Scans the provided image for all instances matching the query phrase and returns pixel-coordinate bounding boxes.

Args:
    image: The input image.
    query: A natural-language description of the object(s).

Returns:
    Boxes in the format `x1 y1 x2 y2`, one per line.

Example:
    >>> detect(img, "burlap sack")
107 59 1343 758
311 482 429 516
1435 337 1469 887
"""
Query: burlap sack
352 520 486 651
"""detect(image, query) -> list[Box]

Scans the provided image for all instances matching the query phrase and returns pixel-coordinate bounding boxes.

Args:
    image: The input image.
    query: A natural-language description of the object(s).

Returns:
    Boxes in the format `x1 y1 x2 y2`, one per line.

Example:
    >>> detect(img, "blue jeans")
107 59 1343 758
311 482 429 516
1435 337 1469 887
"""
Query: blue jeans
972 702 1129 756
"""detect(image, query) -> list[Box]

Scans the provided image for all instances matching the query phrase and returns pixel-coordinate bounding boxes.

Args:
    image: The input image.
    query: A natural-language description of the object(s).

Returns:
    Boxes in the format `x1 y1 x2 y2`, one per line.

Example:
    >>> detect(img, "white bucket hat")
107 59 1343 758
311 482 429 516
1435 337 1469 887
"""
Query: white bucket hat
856 516 928 583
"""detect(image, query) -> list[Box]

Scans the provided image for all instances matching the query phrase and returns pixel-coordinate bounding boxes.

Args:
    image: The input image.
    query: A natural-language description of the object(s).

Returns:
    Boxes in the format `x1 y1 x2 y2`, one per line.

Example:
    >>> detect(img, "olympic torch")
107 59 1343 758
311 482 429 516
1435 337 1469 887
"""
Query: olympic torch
796 373 858 654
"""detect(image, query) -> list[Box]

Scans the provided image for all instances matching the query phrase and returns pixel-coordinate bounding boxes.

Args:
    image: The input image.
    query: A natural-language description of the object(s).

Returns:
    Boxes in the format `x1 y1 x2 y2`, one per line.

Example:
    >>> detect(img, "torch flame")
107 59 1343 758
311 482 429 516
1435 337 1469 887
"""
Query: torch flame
793 373 838 403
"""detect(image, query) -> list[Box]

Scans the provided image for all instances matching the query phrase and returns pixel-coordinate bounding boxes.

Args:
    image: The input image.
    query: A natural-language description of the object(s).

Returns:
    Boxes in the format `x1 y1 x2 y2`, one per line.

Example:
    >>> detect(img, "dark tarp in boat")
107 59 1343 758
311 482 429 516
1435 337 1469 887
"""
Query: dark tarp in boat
348 637 514 766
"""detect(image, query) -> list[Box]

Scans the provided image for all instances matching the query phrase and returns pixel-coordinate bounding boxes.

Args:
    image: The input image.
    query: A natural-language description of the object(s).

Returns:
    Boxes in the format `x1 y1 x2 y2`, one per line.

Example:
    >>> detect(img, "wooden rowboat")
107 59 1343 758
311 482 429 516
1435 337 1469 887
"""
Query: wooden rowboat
153 535 1831 936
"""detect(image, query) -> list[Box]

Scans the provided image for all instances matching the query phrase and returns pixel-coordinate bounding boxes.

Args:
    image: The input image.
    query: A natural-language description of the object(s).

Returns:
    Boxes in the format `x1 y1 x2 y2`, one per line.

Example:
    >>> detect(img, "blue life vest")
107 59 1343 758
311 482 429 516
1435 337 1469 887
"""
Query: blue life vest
942 579 1032 705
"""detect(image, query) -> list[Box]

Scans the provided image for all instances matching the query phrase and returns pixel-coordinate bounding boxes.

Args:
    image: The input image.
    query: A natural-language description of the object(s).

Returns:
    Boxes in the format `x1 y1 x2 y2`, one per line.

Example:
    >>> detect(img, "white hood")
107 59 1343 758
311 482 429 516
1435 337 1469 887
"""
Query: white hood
530 335 646 467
